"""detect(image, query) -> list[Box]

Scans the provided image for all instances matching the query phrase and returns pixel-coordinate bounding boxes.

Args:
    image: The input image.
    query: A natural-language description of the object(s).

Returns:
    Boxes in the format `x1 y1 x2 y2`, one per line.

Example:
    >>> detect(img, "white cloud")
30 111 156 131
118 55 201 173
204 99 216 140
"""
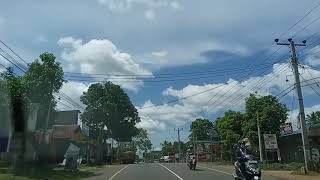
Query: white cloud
56 81 89 111
151 50 168 57
145 9 156 21
97 0 183 19
289 104 320 130
35 35 48 43
58 37 152 91
138 40 250 70
137 63 320 134
305 45 320 66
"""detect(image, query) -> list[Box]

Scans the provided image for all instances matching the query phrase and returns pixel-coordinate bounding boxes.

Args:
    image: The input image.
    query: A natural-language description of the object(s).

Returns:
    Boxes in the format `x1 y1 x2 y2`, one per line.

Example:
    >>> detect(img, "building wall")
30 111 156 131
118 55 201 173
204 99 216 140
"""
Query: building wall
278 130 320 163
53 110 80 125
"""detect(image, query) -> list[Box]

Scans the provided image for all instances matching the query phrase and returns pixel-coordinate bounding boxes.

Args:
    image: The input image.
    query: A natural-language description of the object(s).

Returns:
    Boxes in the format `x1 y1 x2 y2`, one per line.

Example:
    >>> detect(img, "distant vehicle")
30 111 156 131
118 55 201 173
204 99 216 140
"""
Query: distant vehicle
119 151 135 164
163 156 170 163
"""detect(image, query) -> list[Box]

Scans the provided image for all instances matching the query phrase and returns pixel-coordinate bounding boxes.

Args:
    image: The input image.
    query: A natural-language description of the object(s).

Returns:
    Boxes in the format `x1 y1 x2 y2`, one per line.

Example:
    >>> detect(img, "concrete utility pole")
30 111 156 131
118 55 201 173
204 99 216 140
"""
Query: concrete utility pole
275 38 309 173
174 128 183 163
257 111 263 161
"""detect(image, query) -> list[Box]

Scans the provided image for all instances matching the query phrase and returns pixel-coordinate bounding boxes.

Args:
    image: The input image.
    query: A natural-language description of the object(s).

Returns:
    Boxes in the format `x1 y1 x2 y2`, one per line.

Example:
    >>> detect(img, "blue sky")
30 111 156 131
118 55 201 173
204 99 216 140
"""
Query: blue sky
1 0 320 149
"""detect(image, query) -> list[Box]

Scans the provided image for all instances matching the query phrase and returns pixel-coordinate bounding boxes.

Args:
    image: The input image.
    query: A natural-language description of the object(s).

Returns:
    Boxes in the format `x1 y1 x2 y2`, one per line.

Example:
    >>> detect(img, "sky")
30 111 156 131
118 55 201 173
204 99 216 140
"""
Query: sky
1 0 320 150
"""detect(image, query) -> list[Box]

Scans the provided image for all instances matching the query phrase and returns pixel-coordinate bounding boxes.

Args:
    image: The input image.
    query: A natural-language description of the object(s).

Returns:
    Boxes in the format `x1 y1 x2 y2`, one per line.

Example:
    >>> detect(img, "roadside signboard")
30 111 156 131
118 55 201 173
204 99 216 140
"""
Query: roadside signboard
280 122 293 136
264 134 278 150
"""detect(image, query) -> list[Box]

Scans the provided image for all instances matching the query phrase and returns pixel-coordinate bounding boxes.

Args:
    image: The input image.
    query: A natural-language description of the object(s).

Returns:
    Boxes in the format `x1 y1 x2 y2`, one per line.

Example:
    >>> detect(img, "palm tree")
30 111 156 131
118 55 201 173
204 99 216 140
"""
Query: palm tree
306 111 320 127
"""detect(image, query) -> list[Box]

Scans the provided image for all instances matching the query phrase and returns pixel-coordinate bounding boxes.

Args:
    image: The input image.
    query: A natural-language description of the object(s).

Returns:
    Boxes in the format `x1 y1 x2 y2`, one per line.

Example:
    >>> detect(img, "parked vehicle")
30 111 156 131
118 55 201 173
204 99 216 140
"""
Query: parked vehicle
120 151 135 164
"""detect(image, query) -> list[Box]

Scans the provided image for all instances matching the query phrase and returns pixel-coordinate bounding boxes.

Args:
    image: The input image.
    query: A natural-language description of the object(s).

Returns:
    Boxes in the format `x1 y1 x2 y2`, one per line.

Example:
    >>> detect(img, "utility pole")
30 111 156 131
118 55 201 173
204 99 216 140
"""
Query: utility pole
275 38 309 173
174 128 183 163
257 111 263 161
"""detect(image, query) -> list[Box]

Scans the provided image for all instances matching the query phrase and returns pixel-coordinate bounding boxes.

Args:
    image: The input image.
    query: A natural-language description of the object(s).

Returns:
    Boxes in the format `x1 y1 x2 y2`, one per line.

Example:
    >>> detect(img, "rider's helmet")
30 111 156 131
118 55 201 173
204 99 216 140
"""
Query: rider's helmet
242 138 251 148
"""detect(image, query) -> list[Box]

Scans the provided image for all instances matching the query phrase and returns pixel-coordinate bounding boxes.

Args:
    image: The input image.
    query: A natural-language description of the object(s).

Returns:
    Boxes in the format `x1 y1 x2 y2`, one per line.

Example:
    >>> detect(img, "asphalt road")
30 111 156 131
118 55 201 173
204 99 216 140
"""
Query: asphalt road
84 163 281 180
106 163 234 180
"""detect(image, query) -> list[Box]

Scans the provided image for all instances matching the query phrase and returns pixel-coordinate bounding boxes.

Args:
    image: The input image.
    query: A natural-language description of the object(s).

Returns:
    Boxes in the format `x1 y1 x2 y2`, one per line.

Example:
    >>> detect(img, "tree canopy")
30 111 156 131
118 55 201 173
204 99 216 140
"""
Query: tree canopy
0 53 65 129
306 111 320 127
242 94 288 147
132 128 152 153
23 53 65 107
189 118 214 141
216 110 244 148
160 140 175 156
80 81 140 141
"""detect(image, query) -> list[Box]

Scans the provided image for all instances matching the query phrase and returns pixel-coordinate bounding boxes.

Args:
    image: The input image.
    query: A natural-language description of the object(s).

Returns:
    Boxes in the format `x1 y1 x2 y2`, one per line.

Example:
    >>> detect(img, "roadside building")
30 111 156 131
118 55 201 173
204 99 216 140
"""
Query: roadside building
278 126 320 163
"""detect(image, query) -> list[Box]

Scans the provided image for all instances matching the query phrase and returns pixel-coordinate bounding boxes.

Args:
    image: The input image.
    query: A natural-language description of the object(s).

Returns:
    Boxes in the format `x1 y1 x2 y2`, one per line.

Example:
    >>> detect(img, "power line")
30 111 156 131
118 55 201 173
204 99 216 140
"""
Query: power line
64 62 279 78
0 39 85 111
278 0 320 38
0 50 26 73
292 15 320 38
221 63 290 111
213 3 320 112
205 48 286 112
138 84 225 109
65 65 276 83
300 74 320 96
0 40 29 66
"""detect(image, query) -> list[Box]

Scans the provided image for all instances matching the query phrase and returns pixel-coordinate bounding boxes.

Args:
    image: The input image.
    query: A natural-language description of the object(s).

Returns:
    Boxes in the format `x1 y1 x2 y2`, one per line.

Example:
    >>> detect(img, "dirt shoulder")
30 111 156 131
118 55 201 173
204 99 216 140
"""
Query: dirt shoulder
199 162 320 180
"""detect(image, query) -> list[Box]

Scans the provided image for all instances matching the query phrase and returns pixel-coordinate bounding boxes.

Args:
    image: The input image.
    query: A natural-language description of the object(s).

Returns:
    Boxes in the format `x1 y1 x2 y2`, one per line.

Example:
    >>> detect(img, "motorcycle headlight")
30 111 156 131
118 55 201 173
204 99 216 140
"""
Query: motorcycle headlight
245 162 260 172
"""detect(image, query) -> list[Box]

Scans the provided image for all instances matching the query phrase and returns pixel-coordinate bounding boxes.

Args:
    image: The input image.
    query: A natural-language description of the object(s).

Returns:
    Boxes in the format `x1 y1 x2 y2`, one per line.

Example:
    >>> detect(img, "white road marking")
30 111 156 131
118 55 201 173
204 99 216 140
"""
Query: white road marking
157 163 184 180
109 164 131 180
197 165 233 176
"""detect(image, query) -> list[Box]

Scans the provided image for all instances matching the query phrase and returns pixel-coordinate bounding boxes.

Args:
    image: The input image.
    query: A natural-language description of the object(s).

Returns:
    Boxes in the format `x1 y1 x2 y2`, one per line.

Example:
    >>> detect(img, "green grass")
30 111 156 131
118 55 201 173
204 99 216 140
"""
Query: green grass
0 163 102 180
261 162 304 171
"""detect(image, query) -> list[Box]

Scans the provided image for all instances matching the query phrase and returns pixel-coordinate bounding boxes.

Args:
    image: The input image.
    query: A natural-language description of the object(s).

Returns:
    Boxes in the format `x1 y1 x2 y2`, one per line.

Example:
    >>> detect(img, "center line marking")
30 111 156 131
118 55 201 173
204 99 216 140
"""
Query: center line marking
197 165 233 176
157 163 184 180
109 164 131 180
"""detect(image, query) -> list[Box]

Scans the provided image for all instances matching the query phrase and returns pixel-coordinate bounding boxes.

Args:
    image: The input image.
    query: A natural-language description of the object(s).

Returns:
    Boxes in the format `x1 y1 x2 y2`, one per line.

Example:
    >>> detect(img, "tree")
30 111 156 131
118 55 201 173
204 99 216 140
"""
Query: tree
243 94 288 149
22 53 65 128
306 111 320 127
189 118 214 141
132 128 152 153
23 53 64 106
81 82 140 142
160 141 175 156
216 110 244 160
1 69 25 130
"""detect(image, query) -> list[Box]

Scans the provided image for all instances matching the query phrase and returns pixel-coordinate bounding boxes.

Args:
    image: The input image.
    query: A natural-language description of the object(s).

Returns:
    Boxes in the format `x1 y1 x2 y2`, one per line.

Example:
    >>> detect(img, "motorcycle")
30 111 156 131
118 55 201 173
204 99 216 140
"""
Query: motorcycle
233 154 261 180
186 154 197 170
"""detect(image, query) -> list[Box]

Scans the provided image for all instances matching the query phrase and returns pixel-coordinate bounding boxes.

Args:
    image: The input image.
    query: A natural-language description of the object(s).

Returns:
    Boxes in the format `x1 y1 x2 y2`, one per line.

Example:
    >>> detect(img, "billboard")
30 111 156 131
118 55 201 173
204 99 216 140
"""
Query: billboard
280 122 293 135
264 134 278 150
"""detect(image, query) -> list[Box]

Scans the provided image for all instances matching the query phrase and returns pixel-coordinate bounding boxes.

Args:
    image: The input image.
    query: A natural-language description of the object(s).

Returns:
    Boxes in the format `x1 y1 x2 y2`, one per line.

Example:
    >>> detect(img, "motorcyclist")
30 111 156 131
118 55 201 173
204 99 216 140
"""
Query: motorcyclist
186 148 197 169
235 138 252 173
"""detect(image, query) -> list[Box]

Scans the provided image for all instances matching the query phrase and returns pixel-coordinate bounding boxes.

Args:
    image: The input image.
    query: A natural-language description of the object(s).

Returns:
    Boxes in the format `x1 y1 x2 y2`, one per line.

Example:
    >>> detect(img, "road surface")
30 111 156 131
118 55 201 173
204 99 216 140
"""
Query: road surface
85 163 280 180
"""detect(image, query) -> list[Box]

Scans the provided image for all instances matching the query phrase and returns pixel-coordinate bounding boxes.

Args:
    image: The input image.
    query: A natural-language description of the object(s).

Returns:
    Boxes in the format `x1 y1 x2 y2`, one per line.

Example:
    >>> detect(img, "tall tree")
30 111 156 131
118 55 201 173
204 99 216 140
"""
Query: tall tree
215 111 244 160
306 111 320 127
22 53 65 128
189 118 214 141
0 69 25 133
81 82 140 141
243 94 288 148
216 110 243 147
23 53 65 106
